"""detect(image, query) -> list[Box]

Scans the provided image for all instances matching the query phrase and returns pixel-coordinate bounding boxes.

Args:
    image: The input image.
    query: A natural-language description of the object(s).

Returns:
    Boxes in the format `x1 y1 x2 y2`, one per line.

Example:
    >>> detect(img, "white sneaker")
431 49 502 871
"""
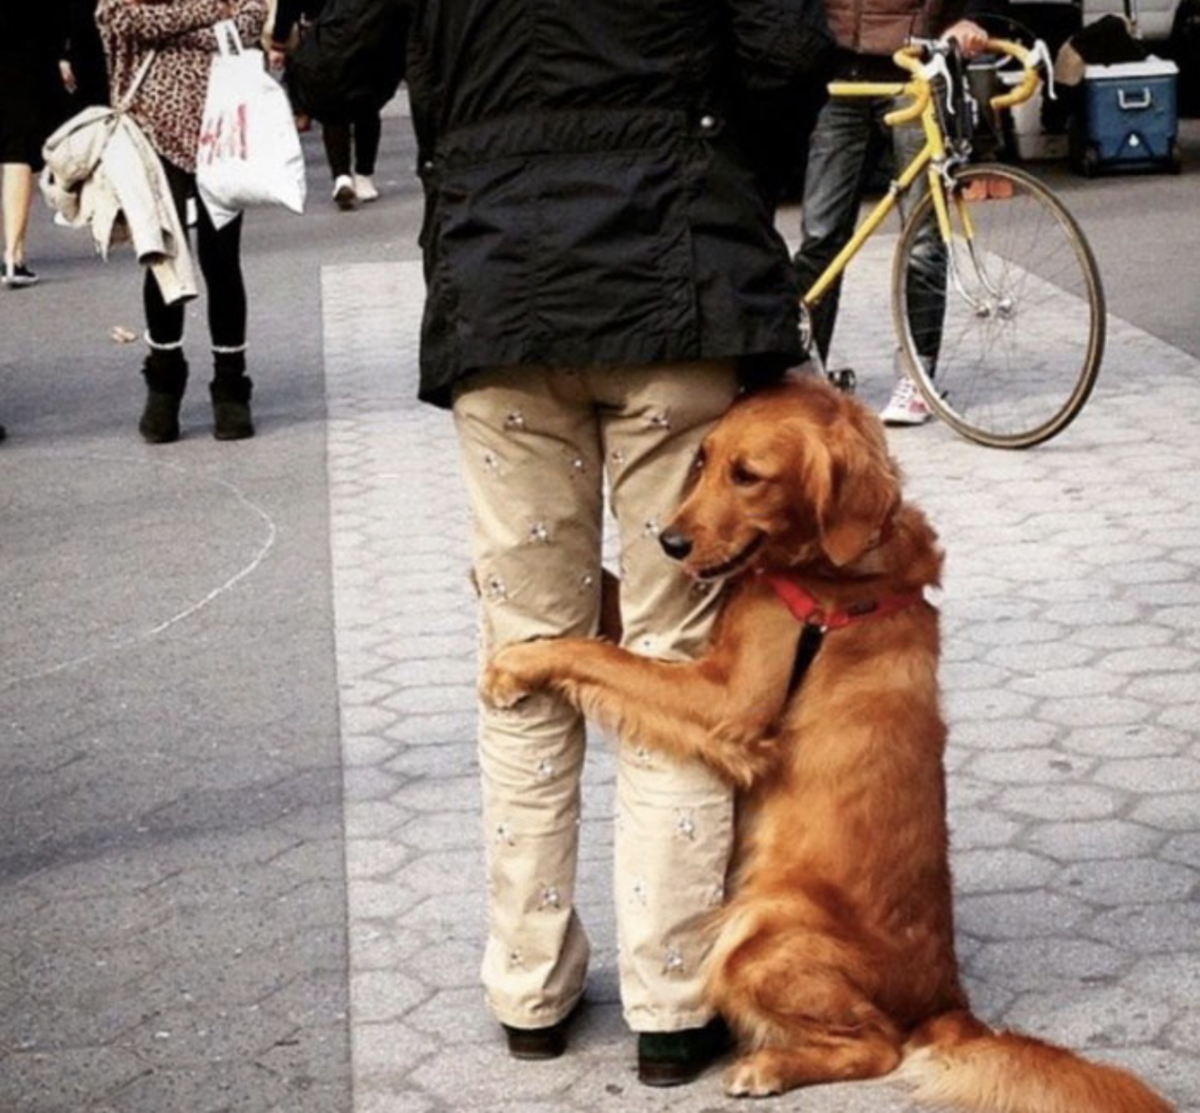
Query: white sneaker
332 174 357 210
880 377 932 426
354 174 379 202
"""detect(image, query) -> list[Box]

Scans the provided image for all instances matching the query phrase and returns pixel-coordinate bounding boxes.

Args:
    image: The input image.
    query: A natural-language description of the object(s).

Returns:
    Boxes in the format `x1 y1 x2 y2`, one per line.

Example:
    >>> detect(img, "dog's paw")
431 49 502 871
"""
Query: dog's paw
743 733 783 778
723 1053 786 1098
716 732 781 789
480 662 532 709
479 643 552 709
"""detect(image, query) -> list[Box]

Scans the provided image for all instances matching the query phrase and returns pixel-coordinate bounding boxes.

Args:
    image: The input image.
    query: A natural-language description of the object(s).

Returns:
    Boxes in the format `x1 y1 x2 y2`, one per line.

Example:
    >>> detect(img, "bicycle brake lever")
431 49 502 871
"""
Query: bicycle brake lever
919 53 955 112
1031 38 1057 100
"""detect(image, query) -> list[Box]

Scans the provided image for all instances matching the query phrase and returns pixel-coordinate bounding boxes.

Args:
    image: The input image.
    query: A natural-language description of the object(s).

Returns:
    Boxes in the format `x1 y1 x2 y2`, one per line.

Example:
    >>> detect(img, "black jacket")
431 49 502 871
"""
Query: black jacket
286 0 408 118
391 0 832 407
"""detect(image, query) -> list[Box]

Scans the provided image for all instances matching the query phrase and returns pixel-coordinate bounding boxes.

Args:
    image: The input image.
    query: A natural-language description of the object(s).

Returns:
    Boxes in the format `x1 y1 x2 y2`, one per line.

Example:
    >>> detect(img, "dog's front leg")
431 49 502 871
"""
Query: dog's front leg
480 586 800 788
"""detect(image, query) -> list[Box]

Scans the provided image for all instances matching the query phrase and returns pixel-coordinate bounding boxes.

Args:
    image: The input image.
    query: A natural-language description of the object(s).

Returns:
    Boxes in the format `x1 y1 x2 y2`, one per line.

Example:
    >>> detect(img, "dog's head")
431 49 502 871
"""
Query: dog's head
661 376 902 580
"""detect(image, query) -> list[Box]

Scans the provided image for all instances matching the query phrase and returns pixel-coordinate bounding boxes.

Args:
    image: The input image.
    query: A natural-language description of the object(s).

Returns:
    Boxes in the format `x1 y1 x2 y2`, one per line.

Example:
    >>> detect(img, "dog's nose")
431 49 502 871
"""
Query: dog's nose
659 529 693 561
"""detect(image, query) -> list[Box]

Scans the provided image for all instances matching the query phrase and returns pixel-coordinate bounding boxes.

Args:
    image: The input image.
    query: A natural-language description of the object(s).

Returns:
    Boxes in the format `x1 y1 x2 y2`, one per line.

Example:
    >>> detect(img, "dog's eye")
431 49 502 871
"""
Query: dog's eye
692 448 706 471
731 462 762 487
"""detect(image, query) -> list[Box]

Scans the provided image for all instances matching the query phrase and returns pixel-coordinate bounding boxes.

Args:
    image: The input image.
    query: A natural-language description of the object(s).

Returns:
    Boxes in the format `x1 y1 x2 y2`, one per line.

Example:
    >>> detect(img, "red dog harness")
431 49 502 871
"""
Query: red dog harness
758 570 927 694
760 571 926 632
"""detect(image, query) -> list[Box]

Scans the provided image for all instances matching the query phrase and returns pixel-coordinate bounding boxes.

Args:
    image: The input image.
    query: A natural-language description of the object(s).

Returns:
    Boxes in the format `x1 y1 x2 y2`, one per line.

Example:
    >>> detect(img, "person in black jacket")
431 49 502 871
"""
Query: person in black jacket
300 0 831 1084
269 0 386 207
60 0 110 109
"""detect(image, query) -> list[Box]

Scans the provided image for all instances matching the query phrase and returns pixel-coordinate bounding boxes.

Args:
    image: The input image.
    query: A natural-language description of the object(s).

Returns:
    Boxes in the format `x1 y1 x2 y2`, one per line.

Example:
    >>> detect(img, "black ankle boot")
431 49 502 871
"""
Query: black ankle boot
210 373 255 440
139 349 188 444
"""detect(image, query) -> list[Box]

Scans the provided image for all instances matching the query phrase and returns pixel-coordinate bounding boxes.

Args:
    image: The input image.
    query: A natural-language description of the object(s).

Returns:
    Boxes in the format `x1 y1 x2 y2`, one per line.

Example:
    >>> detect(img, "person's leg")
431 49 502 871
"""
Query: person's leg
594 361 739 1048
138 160 191 442
880 107 945 426
322 121 357 207
452 365 603 1040
322 120 352 178
792 99 878 362
891 115 947 373
352 109 382 201
193 189 253 439
1 163 37 285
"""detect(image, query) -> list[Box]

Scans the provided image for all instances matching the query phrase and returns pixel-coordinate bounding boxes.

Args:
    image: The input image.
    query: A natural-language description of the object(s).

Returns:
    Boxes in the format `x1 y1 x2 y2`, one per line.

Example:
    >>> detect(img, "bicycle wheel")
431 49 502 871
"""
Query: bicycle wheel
892 162 1105 448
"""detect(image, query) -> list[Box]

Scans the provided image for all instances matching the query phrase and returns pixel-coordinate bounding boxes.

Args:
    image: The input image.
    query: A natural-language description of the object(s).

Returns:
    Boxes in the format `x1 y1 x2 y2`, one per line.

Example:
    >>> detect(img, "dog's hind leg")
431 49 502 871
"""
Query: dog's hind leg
723 1029 902 1097
711 922 903 1097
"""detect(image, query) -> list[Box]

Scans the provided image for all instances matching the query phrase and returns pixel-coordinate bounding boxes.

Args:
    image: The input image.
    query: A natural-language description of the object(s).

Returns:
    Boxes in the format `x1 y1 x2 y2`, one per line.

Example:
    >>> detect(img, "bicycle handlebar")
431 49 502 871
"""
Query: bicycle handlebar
983 39 1040 110
892 37 1041 114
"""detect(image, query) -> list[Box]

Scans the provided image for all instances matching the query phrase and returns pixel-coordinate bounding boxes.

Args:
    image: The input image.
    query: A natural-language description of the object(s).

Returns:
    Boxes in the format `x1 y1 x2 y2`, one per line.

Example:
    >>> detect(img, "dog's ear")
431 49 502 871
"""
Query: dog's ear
816 410 901 567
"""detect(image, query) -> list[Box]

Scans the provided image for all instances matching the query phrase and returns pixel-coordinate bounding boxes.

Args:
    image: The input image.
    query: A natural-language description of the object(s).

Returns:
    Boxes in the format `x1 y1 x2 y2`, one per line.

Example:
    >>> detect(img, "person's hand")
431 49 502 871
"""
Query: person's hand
268 45 287 69
942 19 989 58
59 60 78 94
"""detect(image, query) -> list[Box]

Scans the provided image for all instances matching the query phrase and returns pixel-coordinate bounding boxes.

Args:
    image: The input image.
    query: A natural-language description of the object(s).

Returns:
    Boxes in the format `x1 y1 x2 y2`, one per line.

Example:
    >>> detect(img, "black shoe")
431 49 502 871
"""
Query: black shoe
637 1017 731 1087
2 262 39 288
139 350 188 444
501 1000 582 1061
210 375 255 440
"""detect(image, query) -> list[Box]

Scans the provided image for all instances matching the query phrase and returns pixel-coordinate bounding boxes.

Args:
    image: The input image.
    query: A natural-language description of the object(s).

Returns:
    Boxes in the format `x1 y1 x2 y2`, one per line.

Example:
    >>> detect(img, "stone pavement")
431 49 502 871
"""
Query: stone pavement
321 243 1200 1113
2 145 1198 1113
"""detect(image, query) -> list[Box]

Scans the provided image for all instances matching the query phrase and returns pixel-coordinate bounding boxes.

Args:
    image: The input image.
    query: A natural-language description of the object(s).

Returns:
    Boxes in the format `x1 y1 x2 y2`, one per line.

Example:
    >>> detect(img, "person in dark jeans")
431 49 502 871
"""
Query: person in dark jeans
97 0 265 443
269 0 383 208
793 6 993 426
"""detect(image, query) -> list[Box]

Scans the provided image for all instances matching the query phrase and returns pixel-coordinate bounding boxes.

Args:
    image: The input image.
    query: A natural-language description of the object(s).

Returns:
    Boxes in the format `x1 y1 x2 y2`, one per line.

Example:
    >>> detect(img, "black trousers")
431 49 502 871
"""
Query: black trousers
144 158 247 351
322 110 382 179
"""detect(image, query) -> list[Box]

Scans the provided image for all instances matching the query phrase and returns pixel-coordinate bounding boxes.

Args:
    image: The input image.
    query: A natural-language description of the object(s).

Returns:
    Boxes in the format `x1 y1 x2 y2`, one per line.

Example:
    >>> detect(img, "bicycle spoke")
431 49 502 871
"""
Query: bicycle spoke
893 164 1105 448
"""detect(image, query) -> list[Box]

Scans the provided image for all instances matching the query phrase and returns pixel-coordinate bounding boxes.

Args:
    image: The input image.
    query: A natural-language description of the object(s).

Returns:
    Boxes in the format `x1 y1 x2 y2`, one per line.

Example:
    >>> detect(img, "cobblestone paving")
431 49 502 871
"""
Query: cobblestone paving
323 254 1200 1113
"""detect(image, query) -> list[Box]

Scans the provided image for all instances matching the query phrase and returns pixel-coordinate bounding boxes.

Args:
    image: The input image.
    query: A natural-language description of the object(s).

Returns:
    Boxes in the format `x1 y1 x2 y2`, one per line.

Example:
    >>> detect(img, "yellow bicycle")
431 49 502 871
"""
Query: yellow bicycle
803 38 1106 448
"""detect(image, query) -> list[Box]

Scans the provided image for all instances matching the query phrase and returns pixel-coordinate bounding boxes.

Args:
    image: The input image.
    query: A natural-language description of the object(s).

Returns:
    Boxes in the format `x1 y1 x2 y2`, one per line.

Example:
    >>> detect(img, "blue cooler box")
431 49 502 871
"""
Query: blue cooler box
1076 58 1181 174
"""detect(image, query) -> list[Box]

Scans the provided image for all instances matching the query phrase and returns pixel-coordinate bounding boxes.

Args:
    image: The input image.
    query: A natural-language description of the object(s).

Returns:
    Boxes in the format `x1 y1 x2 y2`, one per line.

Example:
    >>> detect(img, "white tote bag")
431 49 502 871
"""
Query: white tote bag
196 21 306 228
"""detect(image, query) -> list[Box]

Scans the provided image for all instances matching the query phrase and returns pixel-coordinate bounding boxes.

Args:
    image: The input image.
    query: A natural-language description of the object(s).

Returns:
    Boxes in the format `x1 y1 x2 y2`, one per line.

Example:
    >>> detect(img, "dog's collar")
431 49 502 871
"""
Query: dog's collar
759 570 925 632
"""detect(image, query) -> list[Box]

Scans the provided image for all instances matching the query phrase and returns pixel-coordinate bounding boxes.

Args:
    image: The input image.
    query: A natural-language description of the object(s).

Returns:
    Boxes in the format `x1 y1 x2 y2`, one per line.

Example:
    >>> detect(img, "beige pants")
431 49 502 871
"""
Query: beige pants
453 361 739 1032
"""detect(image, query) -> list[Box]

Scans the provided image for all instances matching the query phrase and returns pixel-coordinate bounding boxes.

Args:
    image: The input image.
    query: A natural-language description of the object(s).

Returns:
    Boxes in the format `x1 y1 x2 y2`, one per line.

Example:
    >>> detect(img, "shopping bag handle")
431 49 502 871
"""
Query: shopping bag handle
213 19 246 56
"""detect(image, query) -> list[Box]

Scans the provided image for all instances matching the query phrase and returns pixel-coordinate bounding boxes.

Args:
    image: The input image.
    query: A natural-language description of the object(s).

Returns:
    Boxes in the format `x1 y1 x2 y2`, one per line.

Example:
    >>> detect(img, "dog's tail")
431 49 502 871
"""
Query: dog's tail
901 1010 1175 1113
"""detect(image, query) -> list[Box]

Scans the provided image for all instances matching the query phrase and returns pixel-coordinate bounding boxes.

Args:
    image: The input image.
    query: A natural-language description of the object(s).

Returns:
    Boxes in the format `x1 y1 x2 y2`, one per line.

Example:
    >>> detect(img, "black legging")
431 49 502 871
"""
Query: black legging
144 158 247 350
322 110 382 179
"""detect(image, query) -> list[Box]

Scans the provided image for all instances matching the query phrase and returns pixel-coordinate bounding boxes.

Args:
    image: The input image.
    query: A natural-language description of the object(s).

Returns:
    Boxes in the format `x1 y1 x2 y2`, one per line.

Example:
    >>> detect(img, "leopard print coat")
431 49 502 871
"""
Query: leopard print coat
97 0 266 174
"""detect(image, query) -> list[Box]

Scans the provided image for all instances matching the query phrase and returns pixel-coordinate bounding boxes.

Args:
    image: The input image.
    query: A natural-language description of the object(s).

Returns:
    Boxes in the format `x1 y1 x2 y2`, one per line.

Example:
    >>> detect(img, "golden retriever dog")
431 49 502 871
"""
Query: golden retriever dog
481 376 1172 1113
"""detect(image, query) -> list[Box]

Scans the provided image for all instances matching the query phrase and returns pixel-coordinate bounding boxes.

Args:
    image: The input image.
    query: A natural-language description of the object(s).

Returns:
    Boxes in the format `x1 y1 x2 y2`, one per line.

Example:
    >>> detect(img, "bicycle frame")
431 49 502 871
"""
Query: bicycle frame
800 39 1039 313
